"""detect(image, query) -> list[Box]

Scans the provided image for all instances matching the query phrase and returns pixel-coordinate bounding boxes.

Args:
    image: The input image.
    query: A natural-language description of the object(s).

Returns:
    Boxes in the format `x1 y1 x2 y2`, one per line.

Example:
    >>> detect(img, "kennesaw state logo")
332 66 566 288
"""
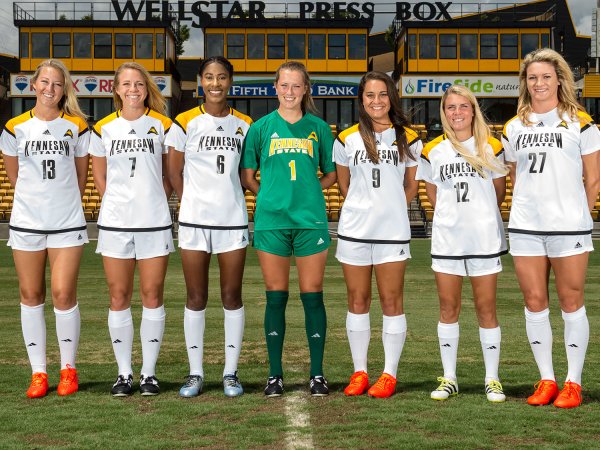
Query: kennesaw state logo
308 131 318 142
147 126 158 135
63 129 73 138
235 127 244 136
557 120 569 129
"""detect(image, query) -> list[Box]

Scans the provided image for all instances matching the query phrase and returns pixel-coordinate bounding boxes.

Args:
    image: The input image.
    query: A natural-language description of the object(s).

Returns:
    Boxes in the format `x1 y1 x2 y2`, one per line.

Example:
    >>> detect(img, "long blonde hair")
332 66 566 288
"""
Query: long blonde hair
274 61 317 115
517 48 585 126
440 85 507 177
113 62 166 115
31 59 87 122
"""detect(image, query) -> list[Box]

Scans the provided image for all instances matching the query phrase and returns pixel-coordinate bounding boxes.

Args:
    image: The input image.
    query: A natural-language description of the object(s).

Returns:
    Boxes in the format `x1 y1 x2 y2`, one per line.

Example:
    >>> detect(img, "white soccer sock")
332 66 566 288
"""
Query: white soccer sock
21 303 47 374
382 314 407 378
184 307 205 377
108 308 134 376
479 326 501 382
438 322 459 381
524 307 555 381
563 306 589 386
223 306 245 376
346 311 370 373
54 303 80 369
140 305 166 377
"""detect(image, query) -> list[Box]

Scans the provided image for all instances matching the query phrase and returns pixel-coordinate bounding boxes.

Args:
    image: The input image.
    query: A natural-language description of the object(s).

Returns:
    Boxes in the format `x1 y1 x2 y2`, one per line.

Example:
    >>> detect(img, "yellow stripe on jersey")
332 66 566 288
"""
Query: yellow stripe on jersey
93 111 120 137
231 108 253 126
421 134 446 162
405 127 420 147
336 123 360 146
487 136 503 157
173 106 203 134
62 114 89 135
502 115 519 143
147 109 173 134
578 111 594 132
4 110 35 137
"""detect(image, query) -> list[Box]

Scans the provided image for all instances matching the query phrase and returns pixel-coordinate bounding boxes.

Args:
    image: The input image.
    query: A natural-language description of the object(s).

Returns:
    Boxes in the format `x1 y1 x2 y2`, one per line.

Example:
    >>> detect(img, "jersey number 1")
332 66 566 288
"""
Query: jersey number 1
289 160 296 181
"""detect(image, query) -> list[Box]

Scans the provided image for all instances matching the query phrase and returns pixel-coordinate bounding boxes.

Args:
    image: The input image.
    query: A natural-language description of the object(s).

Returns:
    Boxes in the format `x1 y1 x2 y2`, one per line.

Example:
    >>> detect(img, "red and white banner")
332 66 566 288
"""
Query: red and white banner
10 74 172 97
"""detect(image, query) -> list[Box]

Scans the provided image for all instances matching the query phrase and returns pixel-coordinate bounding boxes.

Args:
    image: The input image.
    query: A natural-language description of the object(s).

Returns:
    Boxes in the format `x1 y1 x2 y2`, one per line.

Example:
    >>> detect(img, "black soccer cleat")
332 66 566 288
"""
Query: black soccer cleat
264 376 284 397
111 374 134 397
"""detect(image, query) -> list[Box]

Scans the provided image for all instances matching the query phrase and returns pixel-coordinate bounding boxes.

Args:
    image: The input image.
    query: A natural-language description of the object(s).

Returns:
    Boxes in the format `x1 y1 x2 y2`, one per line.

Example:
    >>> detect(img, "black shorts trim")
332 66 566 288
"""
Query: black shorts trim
431 249 508 260
97 224 173 232
337 234 410 244
508 228 592 236
178 222 248 230
9 225 87 235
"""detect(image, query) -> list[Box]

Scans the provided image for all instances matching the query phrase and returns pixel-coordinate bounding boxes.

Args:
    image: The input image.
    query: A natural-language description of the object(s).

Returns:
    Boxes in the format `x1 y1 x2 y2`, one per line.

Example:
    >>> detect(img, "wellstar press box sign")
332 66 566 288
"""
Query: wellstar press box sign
401 76 519 98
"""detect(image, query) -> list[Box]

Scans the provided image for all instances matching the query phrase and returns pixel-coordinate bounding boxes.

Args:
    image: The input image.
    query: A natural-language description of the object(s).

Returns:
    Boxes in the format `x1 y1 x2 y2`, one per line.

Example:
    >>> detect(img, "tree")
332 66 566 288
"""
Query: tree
176 24 190 56
384 24 397 50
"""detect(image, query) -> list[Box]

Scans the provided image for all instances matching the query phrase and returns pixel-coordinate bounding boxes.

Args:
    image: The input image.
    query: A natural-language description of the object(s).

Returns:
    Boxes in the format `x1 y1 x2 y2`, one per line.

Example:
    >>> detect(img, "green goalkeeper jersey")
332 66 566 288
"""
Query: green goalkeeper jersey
241 110 335 231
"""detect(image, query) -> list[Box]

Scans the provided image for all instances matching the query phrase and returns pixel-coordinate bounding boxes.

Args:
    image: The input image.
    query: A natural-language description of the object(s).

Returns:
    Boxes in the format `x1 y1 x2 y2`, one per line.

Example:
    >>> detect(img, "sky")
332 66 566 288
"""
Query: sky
0 0 595 58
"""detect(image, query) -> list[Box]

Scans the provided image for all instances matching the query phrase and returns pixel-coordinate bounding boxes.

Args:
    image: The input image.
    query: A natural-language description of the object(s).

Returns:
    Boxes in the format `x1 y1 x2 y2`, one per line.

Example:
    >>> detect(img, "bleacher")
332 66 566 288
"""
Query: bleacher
1 123 599 229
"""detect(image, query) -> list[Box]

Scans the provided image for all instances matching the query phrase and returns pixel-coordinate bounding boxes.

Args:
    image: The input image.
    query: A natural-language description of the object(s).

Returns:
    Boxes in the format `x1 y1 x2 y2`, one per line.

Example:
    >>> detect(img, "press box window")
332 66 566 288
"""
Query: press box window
460 34 477 59
52 33 71 58
308 34 326 59
439 34 457 59
541 34 550 48
480 34 498 59
156 33 165 58
248 34 265 59
206 34 224 58
94 33 112 59
268 34 285 59
288 34 305 59
348 34 366 59
227 34 244 59
20 32 29 58
521 34 538 58
500 34 518 59
32 33 50 58
74 33 91 58
136 34 153 59
408 34 417 59
328 34 346 59
419 34 436 59
115 34 132 59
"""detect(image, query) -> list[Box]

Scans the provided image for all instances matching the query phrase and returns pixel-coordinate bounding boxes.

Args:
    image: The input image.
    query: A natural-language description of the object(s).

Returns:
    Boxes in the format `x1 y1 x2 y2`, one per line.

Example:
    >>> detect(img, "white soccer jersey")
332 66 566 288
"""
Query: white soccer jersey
416 135 507 259
165 105 252 229
333 124 422 242
502 109 600 235
90 108 172 230
0 110 89 233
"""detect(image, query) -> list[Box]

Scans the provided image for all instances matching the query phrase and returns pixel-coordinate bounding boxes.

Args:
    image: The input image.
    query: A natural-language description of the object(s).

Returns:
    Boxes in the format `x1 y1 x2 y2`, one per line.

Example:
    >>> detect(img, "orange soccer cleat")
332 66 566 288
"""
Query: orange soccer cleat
553 381 582 409
527 379 559 406
367 373 397 399
344 371 369 396
57 364 79 396
27 372 49 399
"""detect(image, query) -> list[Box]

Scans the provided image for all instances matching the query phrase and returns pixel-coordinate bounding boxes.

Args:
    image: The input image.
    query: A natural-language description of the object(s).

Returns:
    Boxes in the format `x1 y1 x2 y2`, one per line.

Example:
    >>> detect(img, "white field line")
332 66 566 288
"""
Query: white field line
284 392 314 449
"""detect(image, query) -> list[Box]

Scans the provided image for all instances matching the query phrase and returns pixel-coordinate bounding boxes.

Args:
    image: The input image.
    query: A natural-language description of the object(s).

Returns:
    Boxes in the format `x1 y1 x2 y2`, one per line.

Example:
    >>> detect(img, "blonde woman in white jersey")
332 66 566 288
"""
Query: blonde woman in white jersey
166 56 252 398
502 48 600 408
417 85 508 403
0 59 89 398
90 62 174 397
334 71 421 398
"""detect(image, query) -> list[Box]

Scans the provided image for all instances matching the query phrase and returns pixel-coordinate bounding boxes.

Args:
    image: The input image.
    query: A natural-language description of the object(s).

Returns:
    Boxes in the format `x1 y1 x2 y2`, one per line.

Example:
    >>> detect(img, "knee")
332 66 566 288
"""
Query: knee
221 288 242 310
523 292 549 312
379 294 403 316
109 287 133 310
347 293 370 314
186 289 208 311
51 289 76 309
439 300 460 323
20 288 45 306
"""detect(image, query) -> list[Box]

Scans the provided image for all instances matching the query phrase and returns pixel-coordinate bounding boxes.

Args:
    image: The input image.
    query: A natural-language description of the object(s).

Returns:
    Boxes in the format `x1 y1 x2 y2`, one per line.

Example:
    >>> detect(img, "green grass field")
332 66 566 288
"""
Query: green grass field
1 239 600 449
